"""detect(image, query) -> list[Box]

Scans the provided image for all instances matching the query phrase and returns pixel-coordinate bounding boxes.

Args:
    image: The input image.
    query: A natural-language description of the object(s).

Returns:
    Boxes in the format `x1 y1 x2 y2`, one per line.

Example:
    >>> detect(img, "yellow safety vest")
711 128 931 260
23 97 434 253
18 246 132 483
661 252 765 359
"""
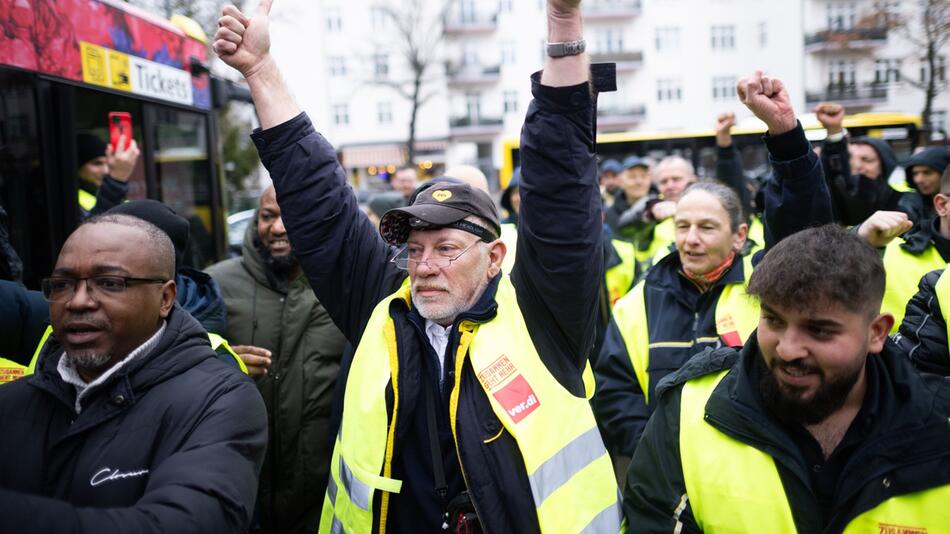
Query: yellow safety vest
78 188 97 212
634 218 675 267
500 222 517 275
0 357 26 384
320 276 621 534
606 239 637 305
25 326 248 376
882 239 946 333
680 369 950 533
612 254 759 404
935 268 950 344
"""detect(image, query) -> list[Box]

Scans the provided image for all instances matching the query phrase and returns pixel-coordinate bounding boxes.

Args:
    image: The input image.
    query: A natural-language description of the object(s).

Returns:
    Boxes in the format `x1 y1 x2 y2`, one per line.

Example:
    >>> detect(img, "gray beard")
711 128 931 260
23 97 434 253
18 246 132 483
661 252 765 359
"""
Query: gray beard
66 350 114 375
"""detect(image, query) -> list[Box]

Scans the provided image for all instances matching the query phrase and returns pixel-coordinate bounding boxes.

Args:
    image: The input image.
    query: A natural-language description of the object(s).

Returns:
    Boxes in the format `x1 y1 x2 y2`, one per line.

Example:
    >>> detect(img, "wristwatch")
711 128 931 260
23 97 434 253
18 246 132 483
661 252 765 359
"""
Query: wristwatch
546 39 586 58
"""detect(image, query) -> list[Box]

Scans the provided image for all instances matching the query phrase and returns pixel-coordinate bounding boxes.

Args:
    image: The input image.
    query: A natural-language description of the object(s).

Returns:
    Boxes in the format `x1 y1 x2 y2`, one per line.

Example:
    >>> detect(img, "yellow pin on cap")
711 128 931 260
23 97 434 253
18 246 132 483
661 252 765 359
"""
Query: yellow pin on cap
432 190 453 202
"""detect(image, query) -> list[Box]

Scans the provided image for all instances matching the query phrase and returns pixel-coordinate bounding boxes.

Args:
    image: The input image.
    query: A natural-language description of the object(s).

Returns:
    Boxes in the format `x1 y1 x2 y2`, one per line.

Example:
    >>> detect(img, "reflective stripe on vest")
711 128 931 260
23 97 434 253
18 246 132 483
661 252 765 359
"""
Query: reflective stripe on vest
320 275 621 534
606 239 637 305
936 269 950 344
78 189 97 212
25 325 54 377
207 332 249 375
0 357 26 383
882 239 946 333
680 369 950 532
612 254 759 404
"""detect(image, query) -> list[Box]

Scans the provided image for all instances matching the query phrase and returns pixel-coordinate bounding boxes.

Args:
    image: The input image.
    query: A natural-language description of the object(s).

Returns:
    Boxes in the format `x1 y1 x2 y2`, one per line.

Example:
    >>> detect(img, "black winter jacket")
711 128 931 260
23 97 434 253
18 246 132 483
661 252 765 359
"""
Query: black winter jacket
0 305 268 533
896 268 950 375
592 124 834 459
253 73 606 533
624 335 950 533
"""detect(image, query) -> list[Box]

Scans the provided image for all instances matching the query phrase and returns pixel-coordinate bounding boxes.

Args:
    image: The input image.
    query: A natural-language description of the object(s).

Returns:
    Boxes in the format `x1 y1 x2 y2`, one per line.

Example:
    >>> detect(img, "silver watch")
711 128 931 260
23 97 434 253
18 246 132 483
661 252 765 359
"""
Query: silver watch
546 39 586 58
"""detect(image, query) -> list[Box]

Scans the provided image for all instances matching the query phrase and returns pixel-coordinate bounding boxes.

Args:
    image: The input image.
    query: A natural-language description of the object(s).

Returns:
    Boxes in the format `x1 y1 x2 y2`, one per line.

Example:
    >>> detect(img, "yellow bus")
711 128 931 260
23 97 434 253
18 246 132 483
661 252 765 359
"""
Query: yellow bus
499 112 922 188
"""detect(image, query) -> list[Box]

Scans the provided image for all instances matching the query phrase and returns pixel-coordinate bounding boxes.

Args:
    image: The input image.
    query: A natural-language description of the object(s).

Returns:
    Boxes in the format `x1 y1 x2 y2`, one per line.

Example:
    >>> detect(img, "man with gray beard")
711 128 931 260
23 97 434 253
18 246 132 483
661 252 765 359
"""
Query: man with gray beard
0 214 266 533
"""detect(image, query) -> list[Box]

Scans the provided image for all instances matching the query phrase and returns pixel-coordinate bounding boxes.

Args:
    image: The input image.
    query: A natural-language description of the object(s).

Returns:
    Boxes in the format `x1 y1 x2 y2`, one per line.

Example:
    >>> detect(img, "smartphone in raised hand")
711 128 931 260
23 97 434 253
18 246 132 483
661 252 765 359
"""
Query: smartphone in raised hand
108 112 133 151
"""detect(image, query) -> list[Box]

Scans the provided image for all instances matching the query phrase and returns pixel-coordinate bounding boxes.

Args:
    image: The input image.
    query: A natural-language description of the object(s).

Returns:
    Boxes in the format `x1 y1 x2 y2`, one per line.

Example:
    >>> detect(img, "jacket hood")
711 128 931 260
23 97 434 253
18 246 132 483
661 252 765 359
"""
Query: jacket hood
32 304 218 398
500 168 521 215
905 147 950 190
177 267 228 335
852 137 898 182
240 214 274 288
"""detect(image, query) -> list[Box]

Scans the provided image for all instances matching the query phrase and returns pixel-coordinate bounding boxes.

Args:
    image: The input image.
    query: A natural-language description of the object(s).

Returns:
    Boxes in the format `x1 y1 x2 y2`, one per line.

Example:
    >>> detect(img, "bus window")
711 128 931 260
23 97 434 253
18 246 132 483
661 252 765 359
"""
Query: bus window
0 70 50 287
151 106 215 269
73 88 147 202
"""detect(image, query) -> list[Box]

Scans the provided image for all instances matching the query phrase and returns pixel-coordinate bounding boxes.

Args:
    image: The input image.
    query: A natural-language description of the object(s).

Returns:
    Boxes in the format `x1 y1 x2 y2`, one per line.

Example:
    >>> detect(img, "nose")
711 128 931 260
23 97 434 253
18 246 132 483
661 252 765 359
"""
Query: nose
774 327 808 362
271 215 286 235
65 280 99 312
684 225 702 246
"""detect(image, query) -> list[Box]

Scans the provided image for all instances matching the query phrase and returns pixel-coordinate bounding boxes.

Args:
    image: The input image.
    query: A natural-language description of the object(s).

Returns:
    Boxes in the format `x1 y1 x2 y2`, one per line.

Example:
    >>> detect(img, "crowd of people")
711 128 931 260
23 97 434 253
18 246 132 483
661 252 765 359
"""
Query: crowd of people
1 0 949 532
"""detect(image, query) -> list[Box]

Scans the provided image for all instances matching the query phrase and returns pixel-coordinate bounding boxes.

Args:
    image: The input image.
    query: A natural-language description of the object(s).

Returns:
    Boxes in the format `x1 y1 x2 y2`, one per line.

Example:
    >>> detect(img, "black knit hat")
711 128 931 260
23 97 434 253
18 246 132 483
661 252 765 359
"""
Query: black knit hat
107 200 190 272
76 133 106 167
379 179 501 245
906 147 950 175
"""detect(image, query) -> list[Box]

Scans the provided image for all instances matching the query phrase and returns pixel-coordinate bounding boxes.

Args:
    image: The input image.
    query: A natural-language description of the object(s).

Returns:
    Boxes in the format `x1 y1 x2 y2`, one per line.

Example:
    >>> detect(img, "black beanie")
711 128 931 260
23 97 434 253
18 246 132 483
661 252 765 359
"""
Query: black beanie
905 147 950 190
76 133 106 167
106 200 190 272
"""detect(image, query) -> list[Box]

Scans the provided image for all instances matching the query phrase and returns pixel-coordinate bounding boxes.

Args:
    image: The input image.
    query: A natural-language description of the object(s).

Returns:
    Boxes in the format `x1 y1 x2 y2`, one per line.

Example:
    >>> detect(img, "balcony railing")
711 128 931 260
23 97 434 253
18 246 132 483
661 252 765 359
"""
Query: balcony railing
449 116 504 139
589 50 643 71
446 63 502 86
444 12 498 34
805 84 889 106
583 0 641 19
804 27 887 52
596 105 647 130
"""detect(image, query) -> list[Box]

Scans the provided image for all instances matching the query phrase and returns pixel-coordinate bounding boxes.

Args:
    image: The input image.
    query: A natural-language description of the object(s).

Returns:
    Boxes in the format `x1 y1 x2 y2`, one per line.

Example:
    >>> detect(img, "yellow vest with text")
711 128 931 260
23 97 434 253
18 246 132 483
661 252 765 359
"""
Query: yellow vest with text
612 254 759 404
78 189 97 212
319 276 621 534
680 369 950 533
23 326 247 376
882 239 946 333
606 239 637 305
0 357 26 384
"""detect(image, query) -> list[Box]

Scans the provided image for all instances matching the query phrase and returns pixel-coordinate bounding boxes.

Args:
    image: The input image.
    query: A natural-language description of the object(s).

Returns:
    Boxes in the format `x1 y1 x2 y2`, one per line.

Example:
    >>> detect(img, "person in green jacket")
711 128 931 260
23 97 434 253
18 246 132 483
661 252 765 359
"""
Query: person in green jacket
205 185 347 534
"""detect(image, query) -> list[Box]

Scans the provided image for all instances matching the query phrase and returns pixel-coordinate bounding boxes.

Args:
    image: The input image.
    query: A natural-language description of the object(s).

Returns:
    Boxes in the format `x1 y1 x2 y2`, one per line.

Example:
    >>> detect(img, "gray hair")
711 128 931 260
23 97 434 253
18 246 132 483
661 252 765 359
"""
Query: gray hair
681 180 745 233
655 155 696 178
82 213 176 280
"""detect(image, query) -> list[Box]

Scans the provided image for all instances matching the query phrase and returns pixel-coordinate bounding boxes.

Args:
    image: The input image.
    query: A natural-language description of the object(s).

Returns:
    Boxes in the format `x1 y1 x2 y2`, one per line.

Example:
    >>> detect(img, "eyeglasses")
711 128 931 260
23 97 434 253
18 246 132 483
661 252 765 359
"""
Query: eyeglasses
390 240 481 271
41 276 168 302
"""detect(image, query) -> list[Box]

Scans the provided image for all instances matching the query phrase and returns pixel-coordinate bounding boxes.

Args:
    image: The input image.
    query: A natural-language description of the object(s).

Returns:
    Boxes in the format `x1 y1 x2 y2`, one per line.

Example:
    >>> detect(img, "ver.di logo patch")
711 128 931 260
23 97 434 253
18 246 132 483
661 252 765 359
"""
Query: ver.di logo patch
492 374 540 423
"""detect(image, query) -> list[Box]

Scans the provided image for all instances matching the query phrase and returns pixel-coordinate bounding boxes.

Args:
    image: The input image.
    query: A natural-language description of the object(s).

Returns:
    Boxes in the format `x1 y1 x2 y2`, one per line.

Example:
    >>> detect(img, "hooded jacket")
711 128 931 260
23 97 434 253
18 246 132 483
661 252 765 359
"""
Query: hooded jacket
905 146 950 191
0 305 267 533
623 336 950 533
205 220 348 534
896 268 950 375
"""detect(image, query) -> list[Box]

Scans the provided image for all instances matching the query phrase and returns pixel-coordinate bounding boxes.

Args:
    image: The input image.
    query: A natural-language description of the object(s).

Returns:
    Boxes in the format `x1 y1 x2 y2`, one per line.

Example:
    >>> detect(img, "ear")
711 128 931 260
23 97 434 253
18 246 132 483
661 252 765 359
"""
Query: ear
159 280 177 319
733 222 749 251
867 312 894 354
934 193 950 218
486 239 508 278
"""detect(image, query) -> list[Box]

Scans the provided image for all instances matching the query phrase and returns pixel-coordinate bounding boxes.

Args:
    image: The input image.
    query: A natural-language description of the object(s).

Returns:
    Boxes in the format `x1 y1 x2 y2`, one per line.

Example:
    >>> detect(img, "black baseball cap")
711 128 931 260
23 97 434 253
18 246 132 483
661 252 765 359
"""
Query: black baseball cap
379 180 501 245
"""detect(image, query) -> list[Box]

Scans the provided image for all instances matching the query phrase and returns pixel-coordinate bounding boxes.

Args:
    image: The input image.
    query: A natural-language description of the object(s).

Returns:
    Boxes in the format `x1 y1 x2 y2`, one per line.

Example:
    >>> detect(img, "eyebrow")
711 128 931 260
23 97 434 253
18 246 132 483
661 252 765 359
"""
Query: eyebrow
761 304 844 329
51 265 133 276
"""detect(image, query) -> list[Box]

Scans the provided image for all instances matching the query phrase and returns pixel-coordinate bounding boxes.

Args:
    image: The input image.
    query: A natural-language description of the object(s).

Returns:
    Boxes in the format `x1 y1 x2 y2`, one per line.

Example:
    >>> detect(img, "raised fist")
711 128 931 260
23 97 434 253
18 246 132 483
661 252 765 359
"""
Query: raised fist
213 1 273 79
814 102 845 135
737 70 797 135
715 112 736 147
857 210 913 248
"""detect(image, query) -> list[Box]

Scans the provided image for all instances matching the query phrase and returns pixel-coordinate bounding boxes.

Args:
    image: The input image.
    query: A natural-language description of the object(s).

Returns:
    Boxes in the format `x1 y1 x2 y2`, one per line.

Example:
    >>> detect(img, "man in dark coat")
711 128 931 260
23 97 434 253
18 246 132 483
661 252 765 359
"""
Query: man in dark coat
0 213 266 533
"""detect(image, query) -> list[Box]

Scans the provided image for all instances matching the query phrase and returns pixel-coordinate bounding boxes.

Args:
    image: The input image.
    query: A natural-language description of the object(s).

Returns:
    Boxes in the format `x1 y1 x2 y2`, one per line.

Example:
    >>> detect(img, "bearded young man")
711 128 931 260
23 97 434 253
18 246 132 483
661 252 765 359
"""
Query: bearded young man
623 224 950 532
214 0 620 533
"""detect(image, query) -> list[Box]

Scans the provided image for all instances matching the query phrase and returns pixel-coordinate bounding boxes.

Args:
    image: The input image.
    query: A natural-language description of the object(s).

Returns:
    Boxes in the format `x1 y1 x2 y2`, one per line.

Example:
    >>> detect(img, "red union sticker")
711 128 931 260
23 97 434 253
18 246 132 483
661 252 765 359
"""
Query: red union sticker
493 374 540 423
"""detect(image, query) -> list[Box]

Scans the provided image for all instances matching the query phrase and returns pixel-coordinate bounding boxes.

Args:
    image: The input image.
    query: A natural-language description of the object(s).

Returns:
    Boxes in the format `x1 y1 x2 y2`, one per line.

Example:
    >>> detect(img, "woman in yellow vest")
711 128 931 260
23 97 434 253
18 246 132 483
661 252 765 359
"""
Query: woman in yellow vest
213 2 621 532
593 71 836 469
625 223 950 533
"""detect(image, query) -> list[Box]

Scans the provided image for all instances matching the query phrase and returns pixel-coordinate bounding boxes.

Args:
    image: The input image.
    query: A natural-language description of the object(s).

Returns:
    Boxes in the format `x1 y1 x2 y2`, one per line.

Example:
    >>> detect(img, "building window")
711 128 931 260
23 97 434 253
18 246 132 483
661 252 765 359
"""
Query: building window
503 90 518 114
458 0 476 23
710 25 735 50
329 56 346 77
657 79 683 102
501 41 517 65
931 110 947 131
373 54 389 79
596 27 625 53
758 22 767 47
828 59 856 88
326 8 342 32
499 0 513 13
712 76 737 101
333 104 349 126
377 102 393 125
874 59 902 83
465 92 481 120
370 6 387 29
920 56 947 83
655 27 681 52
826 2 856 31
